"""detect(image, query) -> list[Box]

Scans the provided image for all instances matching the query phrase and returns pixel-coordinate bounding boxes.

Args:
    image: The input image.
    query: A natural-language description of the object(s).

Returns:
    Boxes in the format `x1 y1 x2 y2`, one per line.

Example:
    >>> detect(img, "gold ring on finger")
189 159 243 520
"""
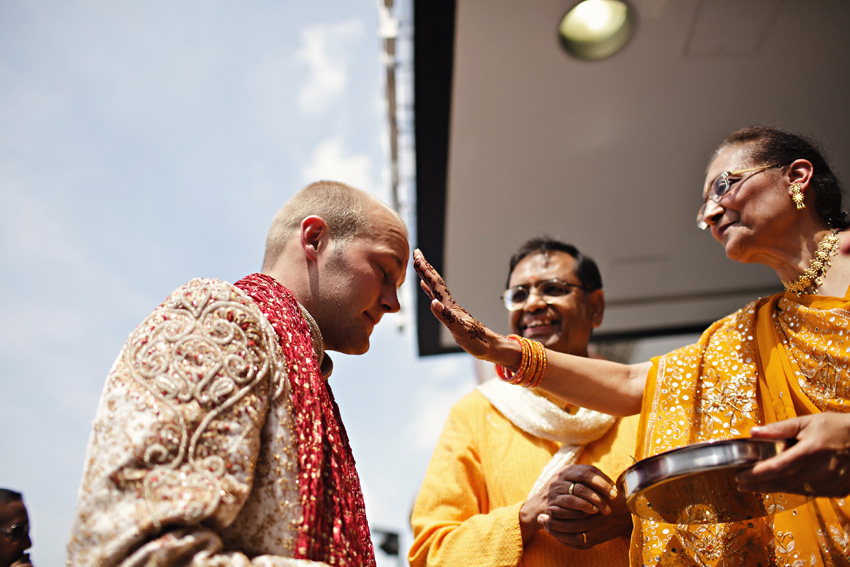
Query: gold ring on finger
568 483 576 496
582 532 587 544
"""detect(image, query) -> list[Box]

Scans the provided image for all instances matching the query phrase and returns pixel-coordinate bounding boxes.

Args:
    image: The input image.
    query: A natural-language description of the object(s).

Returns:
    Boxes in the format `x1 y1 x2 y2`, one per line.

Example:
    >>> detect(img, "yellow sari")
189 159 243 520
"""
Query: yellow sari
632 291 850 566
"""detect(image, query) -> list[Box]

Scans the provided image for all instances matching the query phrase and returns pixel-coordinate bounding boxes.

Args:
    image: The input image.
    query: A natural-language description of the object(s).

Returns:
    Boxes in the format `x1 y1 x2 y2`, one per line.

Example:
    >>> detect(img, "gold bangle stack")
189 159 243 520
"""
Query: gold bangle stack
496 334 548 388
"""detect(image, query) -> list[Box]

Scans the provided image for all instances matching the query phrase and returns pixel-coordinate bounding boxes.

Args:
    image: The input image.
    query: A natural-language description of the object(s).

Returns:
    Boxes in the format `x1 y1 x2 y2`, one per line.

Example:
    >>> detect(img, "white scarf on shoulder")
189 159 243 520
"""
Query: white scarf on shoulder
476 377 616 498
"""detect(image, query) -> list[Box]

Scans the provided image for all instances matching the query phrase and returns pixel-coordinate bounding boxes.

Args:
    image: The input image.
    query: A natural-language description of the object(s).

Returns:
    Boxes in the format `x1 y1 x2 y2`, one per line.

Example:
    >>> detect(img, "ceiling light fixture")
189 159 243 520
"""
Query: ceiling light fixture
558 0 635 61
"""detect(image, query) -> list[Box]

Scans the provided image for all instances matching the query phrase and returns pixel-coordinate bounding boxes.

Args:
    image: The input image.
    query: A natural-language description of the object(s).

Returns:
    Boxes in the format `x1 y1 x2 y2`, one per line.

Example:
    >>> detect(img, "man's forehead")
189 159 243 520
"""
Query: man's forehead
356 226 409 267
513 251 576 276
0 500 27 522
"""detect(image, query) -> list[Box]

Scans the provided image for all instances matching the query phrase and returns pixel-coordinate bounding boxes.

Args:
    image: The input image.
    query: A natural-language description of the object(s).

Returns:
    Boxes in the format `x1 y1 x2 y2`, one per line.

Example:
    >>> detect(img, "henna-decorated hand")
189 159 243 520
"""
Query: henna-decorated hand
413 249 515 365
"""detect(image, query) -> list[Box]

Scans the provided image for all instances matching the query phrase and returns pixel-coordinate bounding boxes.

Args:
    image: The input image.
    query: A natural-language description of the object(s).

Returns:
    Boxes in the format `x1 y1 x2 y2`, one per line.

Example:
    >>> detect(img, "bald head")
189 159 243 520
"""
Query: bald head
262 180 405 272
260 180 410 353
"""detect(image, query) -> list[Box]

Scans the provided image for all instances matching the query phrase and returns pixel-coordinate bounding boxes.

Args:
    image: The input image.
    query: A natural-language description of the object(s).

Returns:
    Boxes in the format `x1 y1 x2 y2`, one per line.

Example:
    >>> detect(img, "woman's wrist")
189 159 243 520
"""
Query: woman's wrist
493 333 523 369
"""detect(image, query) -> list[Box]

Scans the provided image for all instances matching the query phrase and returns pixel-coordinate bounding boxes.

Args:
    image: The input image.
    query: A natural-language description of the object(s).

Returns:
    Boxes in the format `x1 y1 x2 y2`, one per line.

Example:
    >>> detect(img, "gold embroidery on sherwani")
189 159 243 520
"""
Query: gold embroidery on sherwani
114 280 276 524
67 279 309 566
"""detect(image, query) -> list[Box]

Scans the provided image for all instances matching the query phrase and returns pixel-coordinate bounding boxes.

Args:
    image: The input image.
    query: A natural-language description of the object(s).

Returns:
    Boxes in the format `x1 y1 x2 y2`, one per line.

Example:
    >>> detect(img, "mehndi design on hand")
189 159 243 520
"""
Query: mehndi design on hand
413 253 447 304
414 250 487 345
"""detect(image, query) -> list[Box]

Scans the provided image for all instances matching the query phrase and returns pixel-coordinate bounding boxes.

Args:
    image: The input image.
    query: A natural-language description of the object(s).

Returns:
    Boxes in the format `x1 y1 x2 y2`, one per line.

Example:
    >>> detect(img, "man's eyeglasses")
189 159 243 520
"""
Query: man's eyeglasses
0 522 28 541
697 164 783 230
501 279 590 311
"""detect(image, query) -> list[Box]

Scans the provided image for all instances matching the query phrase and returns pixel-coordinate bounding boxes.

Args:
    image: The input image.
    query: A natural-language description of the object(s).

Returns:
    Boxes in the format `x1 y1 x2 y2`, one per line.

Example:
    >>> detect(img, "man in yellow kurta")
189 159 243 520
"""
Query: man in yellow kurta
409 238 639 567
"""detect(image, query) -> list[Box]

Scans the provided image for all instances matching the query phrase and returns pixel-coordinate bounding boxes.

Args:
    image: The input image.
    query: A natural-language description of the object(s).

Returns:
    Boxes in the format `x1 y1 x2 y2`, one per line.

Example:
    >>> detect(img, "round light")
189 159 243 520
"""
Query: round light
558 0 635 61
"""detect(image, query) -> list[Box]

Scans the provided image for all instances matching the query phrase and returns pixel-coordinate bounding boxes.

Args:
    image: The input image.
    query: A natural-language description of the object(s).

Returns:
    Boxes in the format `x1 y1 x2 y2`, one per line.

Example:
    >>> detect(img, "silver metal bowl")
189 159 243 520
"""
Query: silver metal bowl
617 438 807 524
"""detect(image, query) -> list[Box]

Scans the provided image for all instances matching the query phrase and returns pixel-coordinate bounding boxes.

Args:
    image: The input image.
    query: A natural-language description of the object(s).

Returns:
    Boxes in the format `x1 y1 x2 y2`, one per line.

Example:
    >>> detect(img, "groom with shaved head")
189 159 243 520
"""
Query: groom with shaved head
68 180 410 567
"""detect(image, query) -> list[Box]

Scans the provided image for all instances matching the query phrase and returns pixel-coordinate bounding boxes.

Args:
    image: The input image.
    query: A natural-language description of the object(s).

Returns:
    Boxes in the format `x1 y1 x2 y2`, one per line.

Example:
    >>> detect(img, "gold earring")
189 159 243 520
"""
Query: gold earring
790 183 805 209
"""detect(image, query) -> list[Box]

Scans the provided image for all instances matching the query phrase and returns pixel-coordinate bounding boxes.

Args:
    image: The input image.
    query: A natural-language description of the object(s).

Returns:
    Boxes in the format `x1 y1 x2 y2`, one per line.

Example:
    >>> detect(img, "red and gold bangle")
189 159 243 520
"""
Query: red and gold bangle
520 338 538 387
496 334 547 388
523 339 540 386
515 335 533 385
525 340 547 388
496 335 524 383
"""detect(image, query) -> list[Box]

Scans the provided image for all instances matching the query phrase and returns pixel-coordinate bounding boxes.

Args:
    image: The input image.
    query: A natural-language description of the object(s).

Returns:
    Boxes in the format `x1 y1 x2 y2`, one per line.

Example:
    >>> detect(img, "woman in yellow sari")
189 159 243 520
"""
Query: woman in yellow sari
414 126 850 565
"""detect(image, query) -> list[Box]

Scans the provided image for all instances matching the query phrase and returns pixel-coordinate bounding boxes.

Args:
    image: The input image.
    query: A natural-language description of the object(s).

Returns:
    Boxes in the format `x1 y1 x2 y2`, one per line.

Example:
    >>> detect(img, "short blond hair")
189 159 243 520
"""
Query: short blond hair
262 180 386 270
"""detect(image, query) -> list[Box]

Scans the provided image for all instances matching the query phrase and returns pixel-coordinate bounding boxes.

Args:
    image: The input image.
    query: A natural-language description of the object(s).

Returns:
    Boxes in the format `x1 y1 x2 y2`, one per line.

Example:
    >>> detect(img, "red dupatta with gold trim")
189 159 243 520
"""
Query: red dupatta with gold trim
236 274 375 567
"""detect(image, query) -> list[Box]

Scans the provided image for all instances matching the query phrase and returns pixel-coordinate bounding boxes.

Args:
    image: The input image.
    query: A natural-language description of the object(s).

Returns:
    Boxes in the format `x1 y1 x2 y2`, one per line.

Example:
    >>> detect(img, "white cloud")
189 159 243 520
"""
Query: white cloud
301 138 375 192
296 19 364 113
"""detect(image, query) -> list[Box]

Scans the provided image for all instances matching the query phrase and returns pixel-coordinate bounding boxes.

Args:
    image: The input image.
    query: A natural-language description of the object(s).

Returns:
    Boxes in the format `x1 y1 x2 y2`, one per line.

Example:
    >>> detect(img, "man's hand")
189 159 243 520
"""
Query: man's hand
536 465 632 549
520 464 603 543
737 413 850 497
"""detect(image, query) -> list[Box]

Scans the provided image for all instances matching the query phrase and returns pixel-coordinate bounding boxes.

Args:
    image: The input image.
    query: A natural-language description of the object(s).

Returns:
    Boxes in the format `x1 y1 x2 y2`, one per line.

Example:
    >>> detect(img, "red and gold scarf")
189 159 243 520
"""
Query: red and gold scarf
236 273 375 567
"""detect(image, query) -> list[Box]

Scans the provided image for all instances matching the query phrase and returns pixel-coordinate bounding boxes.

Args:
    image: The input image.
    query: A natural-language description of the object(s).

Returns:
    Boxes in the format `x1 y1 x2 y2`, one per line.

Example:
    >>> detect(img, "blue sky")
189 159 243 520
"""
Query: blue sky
0 2 476 565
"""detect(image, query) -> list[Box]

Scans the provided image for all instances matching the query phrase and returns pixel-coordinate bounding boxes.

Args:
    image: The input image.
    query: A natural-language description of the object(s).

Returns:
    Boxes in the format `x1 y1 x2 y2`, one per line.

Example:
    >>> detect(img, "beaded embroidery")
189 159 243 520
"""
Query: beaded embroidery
68 278 303 565
634 294 850 566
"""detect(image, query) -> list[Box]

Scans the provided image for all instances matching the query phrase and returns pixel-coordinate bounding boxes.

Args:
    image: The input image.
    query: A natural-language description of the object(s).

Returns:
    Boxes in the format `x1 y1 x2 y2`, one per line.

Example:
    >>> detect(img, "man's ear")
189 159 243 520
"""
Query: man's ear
300 215 330 261
588 288 605 328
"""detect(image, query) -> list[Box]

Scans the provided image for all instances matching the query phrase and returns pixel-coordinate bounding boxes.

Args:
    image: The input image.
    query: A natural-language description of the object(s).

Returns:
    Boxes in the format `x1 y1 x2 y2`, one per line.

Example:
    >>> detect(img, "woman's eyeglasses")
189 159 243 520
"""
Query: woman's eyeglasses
0 522 28 541
697 164 783 230
501 279 590 311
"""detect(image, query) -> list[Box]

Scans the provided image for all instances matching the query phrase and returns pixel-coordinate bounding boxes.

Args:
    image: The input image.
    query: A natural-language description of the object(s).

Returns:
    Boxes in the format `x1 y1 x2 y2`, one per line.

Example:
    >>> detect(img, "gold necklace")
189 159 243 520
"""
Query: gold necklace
782 229 840 296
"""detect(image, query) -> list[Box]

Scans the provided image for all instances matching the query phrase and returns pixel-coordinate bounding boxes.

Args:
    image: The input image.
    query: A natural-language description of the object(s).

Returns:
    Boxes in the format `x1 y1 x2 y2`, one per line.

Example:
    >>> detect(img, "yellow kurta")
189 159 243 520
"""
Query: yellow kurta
633 291 850 566
409 388 640 567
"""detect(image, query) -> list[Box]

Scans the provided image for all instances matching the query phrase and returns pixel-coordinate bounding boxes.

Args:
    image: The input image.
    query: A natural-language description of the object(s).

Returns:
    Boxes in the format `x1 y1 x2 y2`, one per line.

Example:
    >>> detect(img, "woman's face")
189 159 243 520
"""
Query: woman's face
701 143 796 264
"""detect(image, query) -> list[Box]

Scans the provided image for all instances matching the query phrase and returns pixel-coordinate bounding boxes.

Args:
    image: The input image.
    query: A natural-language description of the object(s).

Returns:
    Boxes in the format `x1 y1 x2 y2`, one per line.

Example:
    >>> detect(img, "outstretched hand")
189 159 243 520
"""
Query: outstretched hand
737 413 850 497
413 249 514 365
